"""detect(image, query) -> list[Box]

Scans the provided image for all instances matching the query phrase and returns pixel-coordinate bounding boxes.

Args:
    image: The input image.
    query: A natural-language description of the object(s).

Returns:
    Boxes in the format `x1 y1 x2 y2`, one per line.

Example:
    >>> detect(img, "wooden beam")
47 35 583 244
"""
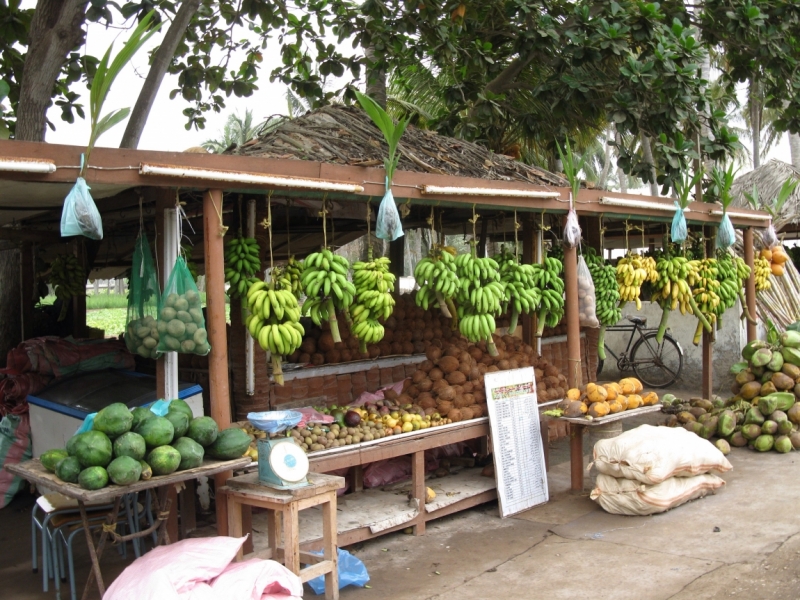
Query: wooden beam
204 188 233 536
0 228 61 243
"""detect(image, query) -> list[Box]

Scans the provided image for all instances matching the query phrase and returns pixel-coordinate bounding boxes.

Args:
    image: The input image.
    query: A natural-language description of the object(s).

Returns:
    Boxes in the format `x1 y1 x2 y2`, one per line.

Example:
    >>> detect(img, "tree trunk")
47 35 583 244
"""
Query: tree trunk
750 78 761 169
15 0 90 141
615 132 627 193
364 45 387 108
640 134 659 196
0 249 22 367
597 126 613 190
789 133 800 169
120 0 202 149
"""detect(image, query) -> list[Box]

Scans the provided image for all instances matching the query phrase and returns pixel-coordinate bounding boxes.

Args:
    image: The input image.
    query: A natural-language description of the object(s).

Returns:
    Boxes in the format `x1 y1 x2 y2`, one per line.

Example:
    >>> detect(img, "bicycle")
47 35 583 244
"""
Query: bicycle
596 315 684 388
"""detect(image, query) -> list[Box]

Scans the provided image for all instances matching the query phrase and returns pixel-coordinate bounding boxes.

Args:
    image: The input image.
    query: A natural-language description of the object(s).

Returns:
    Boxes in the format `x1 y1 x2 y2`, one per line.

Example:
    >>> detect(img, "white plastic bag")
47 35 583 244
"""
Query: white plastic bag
577 256 599 328
376 187 403 241
716 212 736 249
762 221 779 249
61 177 103 240
590 472 726 516
563 207 581 248
592 424 732 485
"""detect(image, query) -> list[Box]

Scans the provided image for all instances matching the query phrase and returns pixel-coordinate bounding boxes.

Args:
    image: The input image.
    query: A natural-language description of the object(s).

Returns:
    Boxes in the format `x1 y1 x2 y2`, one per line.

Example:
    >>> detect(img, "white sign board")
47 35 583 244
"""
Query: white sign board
484 367 549 517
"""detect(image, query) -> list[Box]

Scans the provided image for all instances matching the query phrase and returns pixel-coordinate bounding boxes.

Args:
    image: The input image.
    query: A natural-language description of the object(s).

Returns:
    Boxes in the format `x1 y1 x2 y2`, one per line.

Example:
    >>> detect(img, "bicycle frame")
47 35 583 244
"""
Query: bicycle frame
603 323 649 371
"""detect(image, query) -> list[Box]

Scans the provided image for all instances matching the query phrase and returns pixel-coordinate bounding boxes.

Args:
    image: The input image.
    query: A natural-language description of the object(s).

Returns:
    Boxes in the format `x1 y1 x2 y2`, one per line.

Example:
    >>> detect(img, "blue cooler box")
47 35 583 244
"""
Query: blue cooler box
27 370 203 458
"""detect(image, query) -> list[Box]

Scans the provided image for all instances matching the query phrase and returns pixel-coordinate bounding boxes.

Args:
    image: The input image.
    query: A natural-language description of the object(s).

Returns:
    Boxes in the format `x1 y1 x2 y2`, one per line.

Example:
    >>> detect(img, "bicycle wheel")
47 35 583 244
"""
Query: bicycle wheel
631 332 683 388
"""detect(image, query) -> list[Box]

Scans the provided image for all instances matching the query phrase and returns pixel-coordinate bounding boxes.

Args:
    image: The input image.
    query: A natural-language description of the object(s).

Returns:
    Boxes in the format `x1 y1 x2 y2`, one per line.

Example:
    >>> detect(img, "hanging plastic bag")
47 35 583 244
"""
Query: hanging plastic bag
125 232 161 359
61 177 103 240
563 206 581 248
671 202 688 244
376 186 404 241
716 212 736 249
307 548 370 594
762 221 779 249
156 256 210 356
577 255 599 328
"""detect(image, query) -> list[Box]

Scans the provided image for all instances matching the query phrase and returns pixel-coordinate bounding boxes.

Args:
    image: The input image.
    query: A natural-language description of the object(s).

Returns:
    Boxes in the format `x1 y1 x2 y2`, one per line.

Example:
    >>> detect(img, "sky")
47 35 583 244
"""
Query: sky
35 9 795 181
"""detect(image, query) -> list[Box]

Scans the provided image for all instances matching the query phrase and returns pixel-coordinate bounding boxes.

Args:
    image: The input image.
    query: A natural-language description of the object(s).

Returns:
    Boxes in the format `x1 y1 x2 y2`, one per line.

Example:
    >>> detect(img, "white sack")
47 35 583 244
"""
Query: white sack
592 424 732 485
590 472 726 516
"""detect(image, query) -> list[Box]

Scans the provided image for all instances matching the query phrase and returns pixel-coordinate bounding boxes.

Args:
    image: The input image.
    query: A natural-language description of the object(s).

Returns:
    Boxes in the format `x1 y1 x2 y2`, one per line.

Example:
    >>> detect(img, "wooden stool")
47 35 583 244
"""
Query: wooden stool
221 472 345 600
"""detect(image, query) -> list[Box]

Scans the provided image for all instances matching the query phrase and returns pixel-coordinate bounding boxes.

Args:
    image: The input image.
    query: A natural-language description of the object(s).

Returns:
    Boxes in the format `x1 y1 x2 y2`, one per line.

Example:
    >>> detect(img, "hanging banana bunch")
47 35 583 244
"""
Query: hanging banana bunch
653 255 704 342
414 244 459 320
688 258 721 345
585 249 621 359
300 249 355 343
615 253 657 310
495 245 540 335
713 253 741 331
530 256 565 336
245 271 304 385
51 254 85 321
754 256 772 291
224 235 262 299
351 255 395 354
454 248 505 355
284 256 304 297
733 256 756 324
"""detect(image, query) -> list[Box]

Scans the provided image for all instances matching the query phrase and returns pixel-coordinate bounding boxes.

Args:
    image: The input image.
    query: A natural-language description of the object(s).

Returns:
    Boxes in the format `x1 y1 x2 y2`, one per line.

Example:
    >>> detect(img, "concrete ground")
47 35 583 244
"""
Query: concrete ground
4 391 800 599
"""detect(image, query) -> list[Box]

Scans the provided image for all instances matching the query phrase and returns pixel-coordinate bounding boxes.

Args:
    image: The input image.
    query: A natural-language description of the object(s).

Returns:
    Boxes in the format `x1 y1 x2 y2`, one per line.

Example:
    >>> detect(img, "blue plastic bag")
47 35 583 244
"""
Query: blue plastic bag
376 186 403 241
247 410 302 434
717 212 736 249
307 548 370 594
75 413 96 435
61 177 103 240
671 202 688 243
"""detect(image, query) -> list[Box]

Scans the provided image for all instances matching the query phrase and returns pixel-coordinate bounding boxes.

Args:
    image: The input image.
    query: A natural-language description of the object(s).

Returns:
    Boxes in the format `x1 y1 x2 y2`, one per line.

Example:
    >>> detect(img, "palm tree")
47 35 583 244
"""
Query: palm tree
202 109 267 153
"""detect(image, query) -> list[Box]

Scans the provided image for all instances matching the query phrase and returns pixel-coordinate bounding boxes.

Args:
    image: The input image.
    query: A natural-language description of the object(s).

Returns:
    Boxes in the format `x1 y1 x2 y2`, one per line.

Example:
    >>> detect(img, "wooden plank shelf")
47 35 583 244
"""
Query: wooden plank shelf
559 403 663 427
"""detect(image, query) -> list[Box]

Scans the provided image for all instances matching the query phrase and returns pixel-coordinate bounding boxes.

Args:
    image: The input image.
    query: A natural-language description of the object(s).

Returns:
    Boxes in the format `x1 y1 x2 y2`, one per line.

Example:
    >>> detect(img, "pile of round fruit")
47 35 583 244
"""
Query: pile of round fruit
39 399 251 490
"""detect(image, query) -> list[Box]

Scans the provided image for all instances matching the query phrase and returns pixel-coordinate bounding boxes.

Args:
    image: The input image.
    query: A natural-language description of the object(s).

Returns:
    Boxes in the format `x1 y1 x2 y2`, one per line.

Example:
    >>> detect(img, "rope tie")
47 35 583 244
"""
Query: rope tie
157 510 171 521
102 523 117 533
209 191 228 238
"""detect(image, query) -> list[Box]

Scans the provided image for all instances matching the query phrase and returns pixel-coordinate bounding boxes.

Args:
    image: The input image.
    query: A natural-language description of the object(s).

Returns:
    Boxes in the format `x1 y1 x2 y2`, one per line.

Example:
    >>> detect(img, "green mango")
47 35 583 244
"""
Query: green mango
730 431 748 447
754 434 775 452
751 348 774 368
768 351 785 373
715 439 731 455
774 435 793 453
780 331 800 349
782 347 800 367
768 392 795 412
751 365 765 377
717 410 737 438
759 395 779 416
744 407 765 426
743 340 769 361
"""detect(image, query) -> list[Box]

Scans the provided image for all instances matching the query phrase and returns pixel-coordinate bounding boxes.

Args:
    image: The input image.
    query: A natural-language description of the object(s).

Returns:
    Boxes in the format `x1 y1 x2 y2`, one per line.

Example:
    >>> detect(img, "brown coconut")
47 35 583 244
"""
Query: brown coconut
418 394 437 409
447 408 463 422
420 360 434 372
438 356 460 374
429 367 444 381
437 385 456 402
460 407 475 421
432 378 449 393
318 332 335 353
446 371 467 386
426 345 443 362
412 370 428 384
437 400 454 414
417 378 433 392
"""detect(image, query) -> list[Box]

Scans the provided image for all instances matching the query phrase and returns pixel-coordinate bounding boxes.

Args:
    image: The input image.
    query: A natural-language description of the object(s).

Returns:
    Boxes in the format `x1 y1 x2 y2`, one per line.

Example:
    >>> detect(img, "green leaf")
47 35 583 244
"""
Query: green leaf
93 107 131 140
354 90 394 141
0 80 9 102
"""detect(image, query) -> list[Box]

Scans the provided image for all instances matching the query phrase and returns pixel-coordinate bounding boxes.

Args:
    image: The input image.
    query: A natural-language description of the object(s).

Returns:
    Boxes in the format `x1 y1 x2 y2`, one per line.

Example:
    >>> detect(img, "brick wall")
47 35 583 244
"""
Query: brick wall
539 328 599 388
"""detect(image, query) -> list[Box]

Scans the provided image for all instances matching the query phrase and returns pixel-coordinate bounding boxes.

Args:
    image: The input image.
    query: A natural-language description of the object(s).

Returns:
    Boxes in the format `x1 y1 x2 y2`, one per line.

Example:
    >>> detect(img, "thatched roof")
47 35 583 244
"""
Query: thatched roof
731 159 800 231
228 105 567 187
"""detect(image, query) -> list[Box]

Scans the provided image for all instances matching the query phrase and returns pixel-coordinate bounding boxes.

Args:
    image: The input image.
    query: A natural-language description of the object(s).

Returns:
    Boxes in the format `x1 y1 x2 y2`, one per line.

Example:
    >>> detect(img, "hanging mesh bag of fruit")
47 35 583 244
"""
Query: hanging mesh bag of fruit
156 256 210 356
124 232 162 359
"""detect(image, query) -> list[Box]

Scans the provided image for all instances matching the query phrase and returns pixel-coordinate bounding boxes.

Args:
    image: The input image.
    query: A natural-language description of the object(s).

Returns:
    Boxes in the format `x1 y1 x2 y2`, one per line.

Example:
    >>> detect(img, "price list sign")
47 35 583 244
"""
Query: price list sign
484 367 548 517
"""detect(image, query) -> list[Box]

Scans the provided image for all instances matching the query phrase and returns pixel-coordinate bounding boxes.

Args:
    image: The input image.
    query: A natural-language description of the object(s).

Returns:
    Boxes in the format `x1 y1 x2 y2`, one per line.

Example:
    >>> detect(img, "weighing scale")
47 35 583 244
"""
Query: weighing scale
257 438 310 490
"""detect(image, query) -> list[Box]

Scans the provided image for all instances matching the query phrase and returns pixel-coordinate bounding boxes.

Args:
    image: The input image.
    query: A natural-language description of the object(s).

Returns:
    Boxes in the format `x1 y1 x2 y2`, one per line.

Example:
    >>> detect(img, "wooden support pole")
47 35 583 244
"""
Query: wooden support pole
564 243 584 491
702 229 714 400
20 242 34 340
521 215 534 348
743 228 757 342
204 189 233 536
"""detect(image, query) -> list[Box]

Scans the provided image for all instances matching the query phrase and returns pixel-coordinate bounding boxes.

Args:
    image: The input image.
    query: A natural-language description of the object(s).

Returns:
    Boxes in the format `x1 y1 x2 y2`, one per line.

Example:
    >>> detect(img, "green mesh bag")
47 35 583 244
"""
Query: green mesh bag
156 256 210 356
125 233 161 359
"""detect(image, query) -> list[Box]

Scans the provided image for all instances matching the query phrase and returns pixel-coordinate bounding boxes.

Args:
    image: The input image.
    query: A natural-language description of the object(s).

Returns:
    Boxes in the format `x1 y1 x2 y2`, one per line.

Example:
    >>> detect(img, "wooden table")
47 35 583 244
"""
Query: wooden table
560 404 664 491
6 457 251 600
221 472 345 600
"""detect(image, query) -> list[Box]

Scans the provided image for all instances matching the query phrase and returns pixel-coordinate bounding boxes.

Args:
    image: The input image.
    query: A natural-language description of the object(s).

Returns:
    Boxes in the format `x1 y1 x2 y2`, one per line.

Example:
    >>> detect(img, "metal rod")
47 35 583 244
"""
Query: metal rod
246 198 257 396
163 206 180 399
744 227 757 342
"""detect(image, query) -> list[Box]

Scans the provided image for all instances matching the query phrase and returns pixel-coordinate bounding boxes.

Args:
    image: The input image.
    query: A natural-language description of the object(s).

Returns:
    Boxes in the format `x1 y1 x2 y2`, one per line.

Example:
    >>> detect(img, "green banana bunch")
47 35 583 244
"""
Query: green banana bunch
300 248 356 343
733 256 757 324
245 274 305 386
455 249 505 354
754 256 771 291
225 236 262 299
285 256 304 297
495 246 541 335
51 254 85 321
531 256 565 336
585 249 621 359
350 256 396 353
689 258 721 344
414 245 459 320
714 253 740 330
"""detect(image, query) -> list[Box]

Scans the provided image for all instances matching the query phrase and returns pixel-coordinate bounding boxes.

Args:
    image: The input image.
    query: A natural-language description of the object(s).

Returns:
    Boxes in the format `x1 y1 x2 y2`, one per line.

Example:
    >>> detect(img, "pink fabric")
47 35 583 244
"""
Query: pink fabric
351 378 408 406
295 407 334 428
210 558 303 599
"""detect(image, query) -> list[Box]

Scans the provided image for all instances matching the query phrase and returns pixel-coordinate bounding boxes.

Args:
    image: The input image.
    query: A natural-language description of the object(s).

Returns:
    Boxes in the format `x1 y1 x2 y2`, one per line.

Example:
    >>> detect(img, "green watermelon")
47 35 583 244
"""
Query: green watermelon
165 410 190 439
55 456 82 484
41 449 69 472
93 403 133 439
207 427 251 460
74 431 113 468
187 417 218 447
167 398 194 420
113 432 147 461
147 446 181 476
172 437 204 470
107 456 142 486
66 433 85 456
79 466 109 490
131 406 156 431
135 416 175 448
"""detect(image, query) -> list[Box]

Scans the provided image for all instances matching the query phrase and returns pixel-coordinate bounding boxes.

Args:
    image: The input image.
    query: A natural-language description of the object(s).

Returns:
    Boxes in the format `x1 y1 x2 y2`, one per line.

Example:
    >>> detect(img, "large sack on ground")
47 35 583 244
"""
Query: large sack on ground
592 424 732 485
590 473 726 516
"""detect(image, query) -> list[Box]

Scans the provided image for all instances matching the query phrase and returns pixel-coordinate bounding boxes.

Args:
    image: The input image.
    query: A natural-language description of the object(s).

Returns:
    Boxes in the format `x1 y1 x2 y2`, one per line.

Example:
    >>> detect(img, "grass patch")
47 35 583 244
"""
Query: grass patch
87 305 231 338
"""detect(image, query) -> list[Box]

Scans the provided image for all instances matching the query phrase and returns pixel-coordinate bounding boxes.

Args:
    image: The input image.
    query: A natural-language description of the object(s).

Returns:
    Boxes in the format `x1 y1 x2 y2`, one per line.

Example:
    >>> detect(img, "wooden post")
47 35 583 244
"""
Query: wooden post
521 215 534 348
389 237 404 279
702 229 714 400
152 189 174 401
743 228 757 342
204 189 233 536
20 242 34 340
564 243 583 491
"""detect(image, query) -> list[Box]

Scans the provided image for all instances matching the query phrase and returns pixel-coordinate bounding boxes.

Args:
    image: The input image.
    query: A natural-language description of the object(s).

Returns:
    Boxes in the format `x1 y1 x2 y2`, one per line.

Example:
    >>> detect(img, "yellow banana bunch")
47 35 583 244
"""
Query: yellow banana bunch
224 236 261 299
615 253 650 310
455 249 505 354
414 245 459 320
688 258 721 344
350 255 395 353
733 256 756 324
300 249 356 343
245 273 304 386
754 257 772 291
51 254 85 321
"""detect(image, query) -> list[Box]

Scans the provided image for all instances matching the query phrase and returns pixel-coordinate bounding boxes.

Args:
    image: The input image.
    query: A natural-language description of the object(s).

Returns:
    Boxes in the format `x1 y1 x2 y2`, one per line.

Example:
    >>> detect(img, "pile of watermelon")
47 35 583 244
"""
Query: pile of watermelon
39 399 251 490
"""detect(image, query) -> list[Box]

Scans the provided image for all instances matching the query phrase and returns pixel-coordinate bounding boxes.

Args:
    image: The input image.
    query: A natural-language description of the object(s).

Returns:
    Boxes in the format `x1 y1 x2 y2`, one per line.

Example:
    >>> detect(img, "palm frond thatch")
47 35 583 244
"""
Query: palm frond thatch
731 159 800 231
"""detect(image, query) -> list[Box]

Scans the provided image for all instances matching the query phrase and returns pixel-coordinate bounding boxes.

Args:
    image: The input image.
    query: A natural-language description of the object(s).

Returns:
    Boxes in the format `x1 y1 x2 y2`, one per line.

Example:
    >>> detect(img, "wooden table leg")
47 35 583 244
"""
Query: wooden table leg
570 423 585 492
282 502 300 574
80 496 122 600
352 464 364 493
155 486 174 546
241 506 254 555
322 491 339 600
411 450 426 536
167 485 179 542
267 509 281 558
179 480 197 539
227 495 244 562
